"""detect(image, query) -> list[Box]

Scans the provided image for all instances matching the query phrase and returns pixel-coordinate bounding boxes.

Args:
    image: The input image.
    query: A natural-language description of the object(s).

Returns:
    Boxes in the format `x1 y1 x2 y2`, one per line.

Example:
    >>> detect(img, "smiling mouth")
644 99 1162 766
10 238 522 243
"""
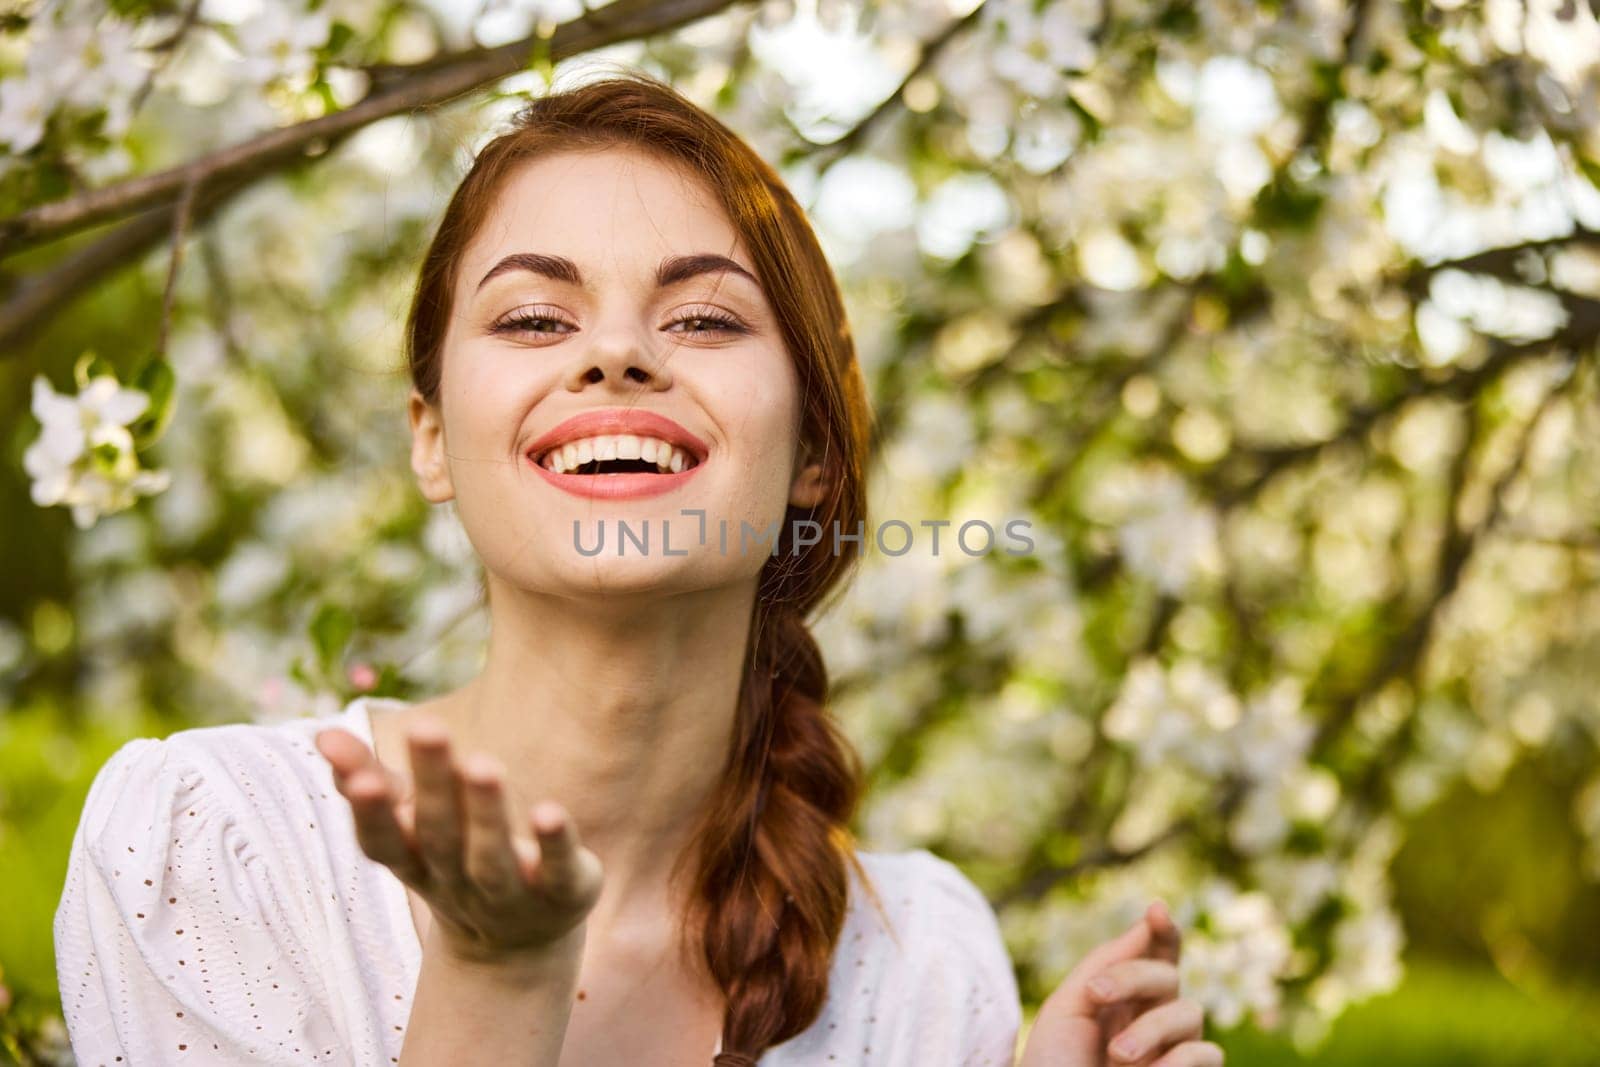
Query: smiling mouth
531 434 704 476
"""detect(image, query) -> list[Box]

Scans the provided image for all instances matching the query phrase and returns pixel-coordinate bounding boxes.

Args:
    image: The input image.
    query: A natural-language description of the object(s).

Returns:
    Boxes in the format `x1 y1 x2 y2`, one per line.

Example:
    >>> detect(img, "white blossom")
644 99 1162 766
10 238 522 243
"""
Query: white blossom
0 76 52 152
983 0 1096 100
215 541 292 610
1254 853 1342 923
1103 656 1239 774
30 18 146 119
423 503 479 567
233 5 333 86
1178 879 1295 1029
1230 766 1340 854
1310 906 1406 1014
888 389 977 483
0 617 27 677
1227 676 1316 781
23 375 172 530
2 17 147 148
1117 469 1222 594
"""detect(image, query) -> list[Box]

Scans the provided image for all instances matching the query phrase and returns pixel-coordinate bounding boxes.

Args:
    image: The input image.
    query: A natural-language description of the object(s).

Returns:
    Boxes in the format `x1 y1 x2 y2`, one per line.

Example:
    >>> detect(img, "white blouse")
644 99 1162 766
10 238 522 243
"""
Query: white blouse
55 696 1022 1066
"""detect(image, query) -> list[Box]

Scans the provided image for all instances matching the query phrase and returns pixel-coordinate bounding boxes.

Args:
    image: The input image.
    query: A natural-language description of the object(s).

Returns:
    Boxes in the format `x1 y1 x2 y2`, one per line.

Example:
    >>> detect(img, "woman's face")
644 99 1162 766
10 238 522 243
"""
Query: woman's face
410 146 825 599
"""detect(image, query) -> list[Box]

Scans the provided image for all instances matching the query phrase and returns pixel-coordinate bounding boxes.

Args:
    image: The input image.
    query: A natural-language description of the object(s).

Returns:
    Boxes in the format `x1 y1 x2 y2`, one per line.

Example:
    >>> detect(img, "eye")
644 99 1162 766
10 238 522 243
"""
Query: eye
489 306 574 336
488 305 749 338
668 307 748 336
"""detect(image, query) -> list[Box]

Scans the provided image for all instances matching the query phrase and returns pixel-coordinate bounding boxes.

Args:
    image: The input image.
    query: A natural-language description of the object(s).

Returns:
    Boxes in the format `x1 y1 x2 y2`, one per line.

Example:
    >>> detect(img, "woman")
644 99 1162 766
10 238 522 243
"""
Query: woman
54 70 1222 1067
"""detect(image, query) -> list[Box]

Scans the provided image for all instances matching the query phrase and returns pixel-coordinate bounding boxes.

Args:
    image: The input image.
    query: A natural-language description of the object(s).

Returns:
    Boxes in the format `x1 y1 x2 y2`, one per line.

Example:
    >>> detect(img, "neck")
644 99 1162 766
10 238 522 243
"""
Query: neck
438 577 759 954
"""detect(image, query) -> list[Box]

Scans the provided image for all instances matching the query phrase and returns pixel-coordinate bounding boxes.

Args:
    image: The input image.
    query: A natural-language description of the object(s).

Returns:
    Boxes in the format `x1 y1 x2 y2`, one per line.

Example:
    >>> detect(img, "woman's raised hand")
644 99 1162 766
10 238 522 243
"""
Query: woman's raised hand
1018 900 1222 1067
314 719 604 967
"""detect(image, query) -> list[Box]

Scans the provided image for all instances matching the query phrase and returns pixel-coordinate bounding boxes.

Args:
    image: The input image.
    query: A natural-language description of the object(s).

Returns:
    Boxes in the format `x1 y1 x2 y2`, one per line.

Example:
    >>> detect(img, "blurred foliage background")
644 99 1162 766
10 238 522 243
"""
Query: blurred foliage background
3 0 1600 1064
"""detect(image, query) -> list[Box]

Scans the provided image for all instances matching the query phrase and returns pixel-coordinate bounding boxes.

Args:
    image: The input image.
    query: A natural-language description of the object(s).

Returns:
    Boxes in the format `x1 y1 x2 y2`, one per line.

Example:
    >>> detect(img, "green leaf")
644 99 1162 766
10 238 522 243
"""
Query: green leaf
1578 154 1600 192
309 603 355 676
325 20 355 55
288 654 315 690
72 351 118 391
312 77 339 114
367 660 405 698
129 356 177 450
525 32 554 82
1254 172 1325 230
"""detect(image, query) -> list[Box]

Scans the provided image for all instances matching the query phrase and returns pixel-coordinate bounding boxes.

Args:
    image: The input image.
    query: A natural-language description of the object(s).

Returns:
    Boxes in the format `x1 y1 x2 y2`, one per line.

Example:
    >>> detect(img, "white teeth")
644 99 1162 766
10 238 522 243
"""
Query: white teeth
537 434 698 473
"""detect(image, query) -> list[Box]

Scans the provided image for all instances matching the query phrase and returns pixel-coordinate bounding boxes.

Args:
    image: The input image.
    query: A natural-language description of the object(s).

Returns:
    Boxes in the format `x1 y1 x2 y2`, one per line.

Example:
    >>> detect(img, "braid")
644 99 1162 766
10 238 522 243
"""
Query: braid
677 603 866 1063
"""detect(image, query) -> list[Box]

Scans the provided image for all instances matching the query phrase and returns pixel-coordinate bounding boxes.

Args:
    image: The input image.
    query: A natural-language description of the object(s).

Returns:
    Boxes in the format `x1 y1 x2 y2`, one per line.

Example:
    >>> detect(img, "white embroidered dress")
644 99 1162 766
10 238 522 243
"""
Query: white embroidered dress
54 696 1022 1066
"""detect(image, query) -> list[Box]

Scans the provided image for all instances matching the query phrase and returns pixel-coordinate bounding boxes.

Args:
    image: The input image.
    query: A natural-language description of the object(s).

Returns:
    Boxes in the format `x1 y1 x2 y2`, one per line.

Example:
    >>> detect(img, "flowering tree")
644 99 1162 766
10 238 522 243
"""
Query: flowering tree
5 0 1600 1060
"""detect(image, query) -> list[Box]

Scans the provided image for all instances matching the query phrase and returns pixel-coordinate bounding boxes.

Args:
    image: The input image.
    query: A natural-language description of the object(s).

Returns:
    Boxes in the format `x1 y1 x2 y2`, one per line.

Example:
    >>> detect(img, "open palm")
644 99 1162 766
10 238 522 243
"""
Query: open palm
315 718 604 963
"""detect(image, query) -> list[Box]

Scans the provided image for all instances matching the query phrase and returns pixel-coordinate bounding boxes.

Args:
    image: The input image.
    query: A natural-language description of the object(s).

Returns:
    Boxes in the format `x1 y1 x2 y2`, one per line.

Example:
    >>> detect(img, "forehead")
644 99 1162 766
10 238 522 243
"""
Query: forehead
459 146 751 288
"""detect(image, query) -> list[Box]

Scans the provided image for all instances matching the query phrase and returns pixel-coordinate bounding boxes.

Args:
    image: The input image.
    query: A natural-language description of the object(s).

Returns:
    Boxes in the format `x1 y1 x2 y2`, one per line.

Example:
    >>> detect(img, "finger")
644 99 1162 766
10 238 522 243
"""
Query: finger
1150 1040 1224 1067
527 802 598 905
460 753 521 894
321 727 412 803
511 832 542 887
345 769 427 884
1051 916 1154 1017
1087 958 1181 1007
1145 899 1182 964
1107 997 1205 1065
316 727 377 781
408 718 466 885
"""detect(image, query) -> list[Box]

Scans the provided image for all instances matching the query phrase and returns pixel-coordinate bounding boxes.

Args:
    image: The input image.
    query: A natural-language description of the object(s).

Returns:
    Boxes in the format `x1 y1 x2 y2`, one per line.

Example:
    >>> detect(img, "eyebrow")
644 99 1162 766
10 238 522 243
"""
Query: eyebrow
474 252 761 294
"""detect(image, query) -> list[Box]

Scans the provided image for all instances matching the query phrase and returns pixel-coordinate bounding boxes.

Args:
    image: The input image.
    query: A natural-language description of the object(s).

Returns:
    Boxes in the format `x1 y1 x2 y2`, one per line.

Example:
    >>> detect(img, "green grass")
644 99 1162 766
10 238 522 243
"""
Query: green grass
1 699 166 999
1217 956 1600 1066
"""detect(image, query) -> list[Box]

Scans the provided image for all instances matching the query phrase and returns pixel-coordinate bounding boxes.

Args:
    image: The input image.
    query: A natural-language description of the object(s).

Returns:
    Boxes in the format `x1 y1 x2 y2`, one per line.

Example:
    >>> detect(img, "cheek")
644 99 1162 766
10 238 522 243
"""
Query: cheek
435 348 548 549
440 346 537 453
707 345 801 447
705 360 803 503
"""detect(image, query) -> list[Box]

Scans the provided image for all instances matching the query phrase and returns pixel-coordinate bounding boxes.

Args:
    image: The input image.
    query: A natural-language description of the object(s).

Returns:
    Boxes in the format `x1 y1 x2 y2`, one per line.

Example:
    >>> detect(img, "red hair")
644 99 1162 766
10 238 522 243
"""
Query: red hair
404 68 880 1063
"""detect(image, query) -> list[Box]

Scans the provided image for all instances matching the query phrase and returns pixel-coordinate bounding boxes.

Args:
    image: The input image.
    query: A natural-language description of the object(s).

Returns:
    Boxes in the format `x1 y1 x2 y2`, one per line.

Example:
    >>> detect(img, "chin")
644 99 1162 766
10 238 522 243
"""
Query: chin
528 548 760 601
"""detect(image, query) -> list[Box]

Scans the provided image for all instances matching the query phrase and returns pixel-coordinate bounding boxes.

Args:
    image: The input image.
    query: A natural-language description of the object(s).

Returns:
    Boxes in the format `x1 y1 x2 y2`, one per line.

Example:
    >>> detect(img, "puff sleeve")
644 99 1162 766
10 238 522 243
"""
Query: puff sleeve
53 736 348 1065
886 851 1022 1067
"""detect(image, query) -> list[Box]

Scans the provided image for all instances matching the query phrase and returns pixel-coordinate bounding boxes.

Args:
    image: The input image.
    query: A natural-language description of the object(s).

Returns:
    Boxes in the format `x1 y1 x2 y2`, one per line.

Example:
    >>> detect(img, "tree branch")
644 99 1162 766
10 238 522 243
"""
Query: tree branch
804 0 990 175
0 0 748 351
989 593 1183 908
1310 348 1587 760
1211 302 1600 512
0 0 747 257
156 174 200 359
129 0 206 116
991 817 1196 911
1341 353 1584 800
1397 226 1600 299
0 171 250 352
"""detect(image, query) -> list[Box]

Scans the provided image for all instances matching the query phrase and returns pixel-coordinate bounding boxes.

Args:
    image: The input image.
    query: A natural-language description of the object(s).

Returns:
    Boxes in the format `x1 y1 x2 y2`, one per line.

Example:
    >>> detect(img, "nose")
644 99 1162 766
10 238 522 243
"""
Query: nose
562 327 674 393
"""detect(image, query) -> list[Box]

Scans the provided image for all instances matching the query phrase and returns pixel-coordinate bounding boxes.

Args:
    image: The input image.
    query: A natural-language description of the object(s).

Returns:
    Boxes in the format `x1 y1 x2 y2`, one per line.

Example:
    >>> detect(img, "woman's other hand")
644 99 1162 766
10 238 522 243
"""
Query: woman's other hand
1018 900 1222 1067
315 720 604 968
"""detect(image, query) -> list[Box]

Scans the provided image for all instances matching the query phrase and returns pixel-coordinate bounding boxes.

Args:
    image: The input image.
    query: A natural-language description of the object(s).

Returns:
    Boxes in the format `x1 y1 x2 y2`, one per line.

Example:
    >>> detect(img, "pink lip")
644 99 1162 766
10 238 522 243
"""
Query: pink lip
525 408 710 501
529 458 704 499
